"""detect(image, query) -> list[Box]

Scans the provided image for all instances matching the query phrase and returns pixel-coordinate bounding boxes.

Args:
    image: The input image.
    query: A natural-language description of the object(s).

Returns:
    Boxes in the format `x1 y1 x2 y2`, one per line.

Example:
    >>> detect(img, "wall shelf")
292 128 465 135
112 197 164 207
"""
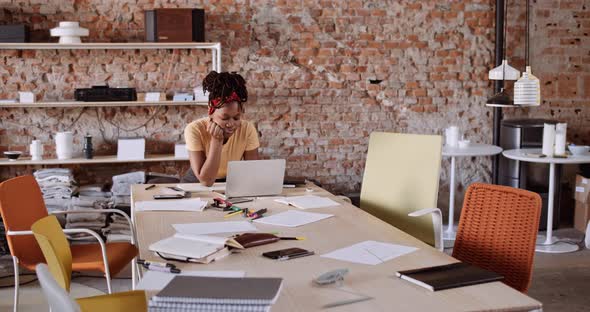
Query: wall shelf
0 100 208 108
0 154 189 166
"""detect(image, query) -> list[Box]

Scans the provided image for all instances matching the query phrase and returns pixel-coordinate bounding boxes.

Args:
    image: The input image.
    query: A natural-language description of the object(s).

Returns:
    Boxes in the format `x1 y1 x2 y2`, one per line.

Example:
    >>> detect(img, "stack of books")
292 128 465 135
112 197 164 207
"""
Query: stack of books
148 276 283 312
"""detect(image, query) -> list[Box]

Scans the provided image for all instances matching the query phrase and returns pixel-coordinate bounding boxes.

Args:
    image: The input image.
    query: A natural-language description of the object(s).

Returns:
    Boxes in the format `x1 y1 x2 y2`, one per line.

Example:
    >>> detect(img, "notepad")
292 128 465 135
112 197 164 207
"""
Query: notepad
173 221 259 236
321 240 418 265
135 198 207 212
149 233 243 264
275 195 341 209
137 270 246 291
176 183 226 192
253 210 334 227
396 262 504 291
152 275 283 305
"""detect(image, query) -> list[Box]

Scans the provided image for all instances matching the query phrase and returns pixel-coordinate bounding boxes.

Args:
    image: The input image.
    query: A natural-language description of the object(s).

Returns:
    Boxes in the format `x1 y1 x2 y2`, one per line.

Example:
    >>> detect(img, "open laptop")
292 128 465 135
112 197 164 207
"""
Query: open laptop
225 159 286 198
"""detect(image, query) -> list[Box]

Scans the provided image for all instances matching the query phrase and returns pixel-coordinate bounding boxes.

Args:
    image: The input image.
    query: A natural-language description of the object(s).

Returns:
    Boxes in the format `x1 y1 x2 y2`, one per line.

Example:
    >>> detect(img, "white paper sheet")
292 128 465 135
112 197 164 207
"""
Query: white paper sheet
137 270 246 291
321 240 418 265
275 195 340 209
135 198 207 212
176 183 226 192
173 221 259 235
253 210 334 227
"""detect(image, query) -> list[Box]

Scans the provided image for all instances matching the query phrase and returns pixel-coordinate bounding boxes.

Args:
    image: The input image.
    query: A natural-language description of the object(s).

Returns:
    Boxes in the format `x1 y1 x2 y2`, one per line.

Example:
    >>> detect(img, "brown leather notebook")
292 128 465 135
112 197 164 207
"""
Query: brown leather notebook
396 262 504 291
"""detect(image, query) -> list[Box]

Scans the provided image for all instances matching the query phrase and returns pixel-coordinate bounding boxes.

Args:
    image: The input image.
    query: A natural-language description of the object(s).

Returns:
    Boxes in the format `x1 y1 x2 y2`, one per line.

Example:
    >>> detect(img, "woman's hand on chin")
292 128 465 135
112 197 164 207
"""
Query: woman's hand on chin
207 119 225 142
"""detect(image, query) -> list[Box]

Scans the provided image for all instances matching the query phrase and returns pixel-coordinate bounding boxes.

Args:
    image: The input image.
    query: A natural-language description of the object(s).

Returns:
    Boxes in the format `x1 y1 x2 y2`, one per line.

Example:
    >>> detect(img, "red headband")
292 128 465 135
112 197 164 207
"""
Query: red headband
208 91 241 115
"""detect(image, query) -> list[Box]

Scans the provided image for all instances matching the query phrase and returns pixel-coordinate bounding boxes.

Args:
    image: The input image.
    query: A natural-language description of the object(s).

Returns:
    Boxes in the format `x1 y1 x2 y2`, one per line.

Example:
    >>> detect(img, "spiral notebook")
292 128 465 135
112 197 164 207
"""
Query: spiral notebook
152 276 283 305
148 301 270 312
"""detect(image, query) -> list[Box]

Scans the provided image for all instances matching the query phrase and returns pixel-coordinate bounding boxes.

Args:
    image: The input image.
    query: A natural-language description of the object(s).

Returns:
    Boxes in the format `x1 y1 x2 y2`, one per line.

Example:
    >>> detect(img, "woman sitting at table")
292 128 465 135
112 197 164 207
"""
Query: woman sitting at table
182 71 260 185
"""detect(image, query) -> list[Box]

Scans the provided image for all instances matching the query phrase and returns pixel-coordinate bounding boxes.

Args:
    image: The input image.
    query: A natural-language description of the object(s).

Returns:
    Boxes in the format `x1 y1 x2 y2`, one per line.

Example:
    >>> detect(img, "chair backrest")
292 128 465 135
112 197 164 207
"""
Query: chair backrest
360 132 442 246
0 175 49 264
35 263 81 312
453 183 541 293
31 215 73 292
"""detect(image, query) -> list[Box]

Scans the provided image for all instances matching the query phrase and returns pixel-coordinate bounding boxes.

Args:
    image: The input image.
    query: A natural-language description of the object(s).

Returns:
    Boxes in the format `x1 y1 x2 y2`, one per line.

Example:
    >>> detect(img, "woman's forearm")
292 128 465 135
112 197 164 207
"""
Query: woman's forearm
197 140 223 185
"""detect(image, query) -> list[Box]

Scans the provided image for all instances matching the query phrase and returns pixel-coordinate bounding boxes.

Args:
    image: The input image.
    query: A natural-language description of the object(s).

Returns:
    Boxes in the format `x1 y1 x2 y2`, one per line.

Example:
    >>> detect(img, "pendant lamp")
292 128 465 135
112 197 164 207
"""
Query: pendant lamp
486 0 518 107
514 0 541 106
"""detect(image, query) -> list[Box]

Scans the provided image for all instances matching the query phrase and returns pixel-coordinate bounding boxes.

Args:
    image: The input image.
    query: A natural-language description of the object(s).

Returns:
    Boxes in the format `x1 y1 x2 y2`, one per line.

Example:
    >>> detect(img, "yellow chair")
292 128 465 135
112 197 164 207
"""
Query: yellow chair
31 215 147 312
360 132 443 246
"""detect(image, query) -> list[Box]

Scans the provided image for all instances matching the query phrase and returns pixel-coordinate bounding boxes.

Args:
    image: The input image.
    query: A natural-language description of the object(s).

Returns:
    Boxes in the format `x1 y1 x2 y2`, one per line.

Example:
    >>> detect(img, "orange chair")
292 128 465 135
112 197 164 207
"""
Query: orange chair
0 175 139 312
452 183 541 293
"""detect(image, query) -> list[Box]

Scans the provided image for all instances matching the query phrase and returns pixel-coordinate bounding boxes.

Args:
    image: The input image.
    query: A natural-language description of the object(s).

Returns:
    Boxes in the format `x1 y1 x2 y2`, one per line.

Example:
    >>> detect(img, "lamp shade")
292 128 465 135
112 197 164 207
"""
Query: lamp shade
486 88 514 107
513 66 540 106
488 60 520 81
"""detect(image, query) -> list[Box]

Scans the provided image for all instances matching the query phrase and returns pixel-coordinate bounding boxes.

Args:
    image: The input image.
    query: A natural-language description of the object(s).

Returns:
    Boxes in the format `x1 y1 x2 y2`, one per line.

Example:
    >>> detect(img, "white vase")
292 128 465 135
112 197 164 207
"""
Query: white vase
55 132 74 160
50 21 89 44
30 140 43 161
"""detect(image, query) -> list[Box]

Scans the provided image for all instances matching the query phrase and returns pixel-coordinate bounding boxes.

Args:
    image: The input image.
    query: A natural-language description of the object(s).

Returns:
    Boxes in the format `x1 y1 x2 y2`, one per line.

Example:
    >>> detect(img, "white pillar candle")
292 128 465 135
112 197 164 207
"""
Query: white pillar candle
55 132 74 160
554 123 567 156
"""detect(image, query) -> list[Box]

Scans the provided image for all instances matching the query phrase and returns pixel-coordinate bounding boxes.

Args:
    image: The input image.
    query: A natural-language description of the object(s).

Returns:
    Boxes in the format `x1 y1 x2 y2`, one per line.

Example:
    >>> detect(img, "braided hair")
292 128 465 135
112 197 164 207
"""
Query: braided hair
203 71 248 114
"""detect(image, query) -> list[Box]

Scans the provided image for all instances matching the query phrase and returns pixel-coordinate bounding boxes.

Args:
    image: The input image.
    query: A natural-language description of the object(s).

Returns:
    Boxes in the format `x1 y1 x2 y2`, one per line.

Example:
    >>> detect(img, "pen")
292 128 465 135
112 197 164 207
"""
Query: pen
225 209 244 218
322 296 373 308
278 251 314 261
279 237 306 240
137 259 175 268
145 184 156 190
143 263 181 273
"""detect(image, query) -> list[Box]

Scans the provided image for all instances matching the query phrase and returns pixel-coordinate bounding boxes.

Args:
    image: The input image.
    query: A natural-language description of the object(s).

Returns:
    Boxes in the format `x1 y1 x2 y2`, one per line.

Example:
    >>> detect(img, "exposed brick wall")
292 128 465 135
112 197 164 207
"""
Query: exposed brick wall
0 1 588 214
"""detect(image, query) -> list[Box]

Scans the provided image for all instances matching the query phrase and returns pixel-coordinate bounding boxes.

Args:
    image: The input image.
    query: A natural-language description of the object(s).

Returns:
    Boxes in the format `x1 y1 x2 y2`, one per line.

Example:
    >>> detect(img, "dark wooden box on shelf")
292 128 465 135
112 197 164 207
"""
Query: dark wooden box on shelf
145 8 205 42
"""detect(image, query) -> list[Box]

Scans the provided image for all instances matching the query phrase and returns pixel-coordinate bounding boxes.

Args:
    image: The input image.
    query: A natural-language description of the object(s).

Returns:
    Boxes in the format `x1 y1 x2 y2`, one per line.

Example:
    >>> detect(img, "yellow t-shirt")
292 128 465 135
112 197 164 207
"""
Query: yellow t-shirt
184 117 260 179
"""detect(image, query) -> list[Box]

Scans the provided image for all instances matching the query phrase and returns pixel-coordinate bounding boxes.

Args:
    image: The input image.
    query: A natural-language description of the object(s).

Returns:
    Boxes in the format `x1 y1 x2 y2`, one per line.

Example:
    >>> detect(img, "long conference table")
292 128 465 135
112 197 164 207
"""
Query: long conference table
131 183 542 312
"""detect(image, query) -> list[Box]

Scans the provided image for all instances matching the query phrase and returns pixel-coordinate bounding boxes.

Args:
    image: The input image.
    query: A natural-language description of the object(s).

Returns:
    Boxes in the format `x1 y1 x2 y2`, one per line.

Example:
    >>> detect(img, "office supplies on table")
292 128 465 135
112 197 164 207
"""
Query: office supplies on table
137 270 246 291
314 269 349 285
225 209 245 218
279 236 305 240
248 208 267 219
233 233 280 248
396 262 504 291
144 184 156 190
323 297 374 309
135 198 207 212
153 193 186 200
254 210 334 227
152 275 283 304
149 233 244 264
321 240 417 265
263 247 314 261
137 259 175 268
275 195 341 209
173 221 259 236
143 263 181 274
176 183 227 192
225 159 286 198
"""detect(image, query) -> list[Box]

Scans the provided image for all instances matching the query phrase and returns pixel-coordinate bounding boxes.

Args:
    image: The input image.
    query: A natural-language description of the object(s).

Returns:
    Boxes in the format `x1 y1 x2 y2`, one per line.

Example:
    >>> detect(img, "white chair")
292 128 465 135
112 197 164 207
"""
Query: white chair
408 208 444 251
36 263 81 312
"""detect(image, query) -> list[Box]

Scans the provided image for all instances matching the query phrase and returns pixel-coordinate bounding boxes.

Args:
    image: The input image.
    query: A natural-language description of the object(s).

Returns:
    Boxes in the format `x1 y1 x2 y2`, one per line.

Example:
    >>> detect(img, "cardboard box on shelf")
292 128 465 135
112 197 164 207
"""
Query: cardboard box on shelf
574 174 590 232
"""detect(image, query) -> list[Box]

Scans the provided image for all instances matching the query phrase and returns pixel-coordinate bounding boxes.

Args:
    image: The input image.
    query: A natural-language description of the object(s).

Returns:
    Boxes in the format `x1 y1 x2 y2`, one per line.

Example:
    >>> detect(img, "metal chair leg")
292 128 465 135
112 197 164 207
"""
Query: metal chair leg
12 256 19 312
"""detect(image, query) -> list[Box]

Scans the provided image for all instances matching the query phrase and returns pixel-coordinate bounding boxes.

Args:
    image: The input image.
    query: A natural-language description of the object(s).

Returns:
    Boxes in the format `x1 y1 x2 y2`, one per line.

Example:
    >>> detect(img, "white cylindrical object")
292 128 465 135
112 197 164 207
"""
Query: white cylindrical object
30 140 43 161
445 126 459 147
55 132 73 160
554 123 567 156
514 66 541 106
542 124 555 157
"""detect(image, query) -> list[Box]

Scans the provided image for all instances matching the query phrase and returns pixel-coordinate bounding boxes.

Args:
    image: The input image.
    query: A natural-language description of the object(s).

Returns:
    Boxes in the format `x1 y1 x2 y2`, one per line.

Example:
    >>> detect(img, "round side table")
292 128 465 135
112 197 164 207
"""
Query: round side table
442 143 503 248
503 148 590 253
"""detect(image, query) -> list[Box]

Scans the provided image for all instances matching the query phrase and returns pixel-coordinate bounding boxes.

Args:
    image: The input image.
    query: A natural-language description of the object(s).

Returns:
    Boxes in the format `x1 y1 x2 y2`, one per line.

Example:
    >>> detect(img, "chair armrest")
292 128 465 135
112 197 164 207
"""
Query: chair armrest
76 290 147 311
6 230 35 236
408 208 444 252
52 209 136 245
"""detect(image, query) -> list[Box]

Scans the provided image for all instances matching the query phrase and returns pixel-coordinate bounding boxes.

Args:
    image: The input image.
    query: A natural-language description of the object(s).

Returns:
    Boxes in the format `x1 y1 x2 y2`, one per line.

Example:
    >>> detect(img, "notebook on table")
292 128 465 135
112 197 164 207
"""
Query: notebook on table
152 276 283 306
396 262 504 291
149 233 244 264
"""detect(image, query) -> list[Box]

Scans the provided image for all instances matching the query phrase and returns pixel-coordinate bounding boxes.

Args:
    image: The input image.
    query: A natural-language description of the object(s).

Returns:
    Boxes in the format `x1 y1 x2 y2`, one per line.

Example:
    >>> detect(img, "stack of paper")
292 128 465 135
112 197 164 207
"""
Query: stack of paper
275 195 340 209
135 198 208 212
254 210 334 227
321 240 418 265
137 270 246 291
173 221 259 235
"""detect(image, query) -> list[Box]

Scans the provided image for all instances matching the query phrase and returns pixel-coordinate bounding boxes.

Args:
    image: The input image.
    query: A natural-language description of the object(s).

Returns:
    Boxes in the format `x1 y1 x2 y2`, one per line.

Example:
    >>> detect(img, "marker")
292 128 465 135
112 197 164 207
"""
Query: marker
225 209 244 218
145 184 156 190
279 237 306 241
137 259 174 268
249 208 267 219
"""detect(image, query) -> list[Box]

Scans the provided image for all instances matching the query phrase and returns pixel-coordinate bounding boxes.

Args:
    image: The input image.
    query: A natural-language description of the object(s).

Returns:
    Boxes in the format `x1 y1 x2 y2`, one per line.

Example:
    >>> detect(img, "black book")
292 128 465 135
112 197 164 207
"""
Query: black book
396 262 504 291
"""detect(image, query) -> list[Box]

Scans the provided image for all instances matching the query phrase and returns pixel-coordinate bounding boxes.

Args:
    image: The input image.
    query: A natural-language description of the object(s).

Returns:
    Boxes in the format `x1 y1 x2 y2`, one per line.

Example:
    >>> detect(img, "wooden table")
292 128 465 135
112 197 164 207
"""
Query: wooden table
132 183 542 312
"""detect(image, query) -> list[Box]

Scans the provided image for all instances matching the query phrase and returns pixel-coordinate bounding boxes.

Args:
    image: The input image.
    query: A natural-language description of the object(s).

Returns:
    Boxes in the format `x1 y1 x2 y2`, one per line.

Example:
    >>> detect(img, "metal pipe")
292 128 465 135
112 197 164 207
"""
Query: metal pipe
492 0 505 184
